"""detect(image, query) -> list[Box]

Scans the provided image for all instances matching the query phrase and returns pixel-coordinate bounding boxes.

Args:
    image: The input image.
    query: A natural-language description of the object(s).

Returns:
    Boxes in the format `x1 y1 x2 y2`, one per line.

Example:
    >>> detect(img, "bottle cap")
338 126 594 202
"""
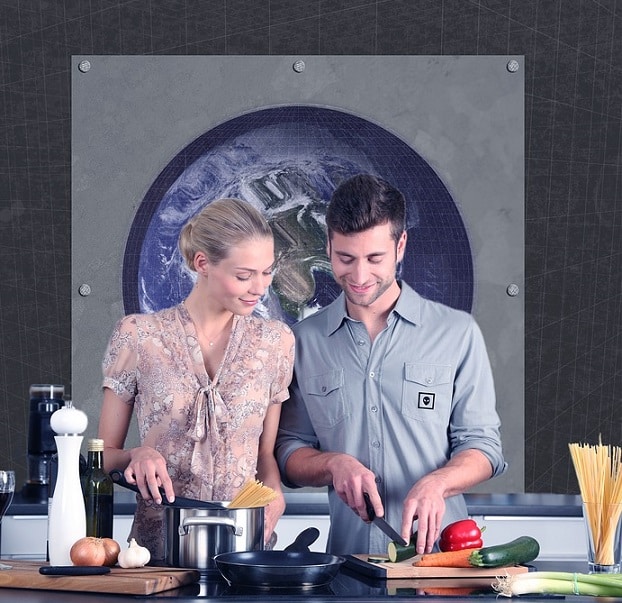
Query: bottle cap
87 438 105 452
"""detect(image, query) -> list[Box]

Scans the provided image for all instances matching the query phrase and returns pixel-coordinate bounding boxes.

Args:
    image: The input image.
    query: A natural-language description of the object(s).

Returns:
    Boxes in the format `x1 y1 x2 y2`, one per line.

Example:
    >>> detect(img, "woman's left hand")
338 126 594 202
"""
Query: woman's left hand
263 491 286 546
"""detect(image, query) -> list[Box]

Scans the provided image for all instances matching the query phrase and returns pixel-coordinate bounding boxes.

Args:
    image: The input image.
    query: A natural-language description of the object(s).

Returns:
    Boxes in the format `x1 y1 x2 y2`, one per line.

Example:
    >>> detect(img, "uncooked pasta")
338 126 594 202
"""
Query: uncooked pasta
227 480 278 509
568 439 622 566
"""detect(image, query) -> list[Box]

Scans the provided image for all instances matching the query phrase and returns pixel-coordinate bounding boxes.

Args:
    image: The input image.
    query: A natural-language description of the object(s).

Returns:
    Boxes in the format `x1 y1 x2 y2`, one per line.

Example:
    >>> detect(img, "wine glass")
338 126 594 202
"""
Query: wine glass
0 471 15 569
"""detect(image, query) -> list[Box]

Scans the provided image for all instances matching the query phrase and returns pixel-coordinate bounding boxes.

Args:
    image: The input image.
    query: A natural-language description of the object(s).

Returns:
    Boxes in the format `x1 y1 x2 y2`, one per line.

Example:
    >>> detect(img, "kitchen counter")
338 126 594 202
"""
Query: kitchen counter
7 491 583 517
0 560 602 602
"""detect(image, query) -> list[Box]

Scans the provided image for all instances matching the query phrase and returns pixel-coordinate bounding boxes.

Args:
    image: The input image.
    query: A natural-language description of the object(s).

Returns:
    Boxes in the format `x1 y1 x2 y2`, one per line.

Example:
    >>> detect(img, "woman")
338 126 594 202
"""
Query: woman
98 198 294 560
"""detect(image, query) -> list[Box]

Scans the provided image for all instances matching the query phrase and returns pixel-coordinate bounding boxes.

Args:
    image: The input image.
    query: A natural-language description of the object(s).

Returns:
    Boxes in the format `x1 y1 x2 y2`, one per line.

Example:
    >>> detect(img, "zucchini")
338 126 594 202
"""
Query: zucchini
468 536 540 568
387 533 417 563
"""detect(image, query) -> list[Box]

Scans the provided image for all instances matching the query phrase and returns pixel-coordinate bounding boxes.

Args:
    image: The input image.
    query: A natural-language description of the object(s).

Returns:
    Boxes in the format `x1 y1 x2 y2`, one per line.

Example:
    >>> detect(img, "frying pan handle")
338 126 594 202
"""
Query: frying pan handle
179 516 243 537
110 468 143 495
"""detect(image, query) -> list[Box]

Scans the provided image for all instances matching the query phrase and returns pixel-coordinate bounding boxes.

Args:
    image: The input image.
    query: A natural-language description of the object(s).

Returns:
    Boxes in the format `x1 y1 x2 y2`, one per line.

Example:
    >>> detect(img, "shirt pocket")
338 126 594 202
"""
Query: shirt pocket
303 369 350 429
401 363 452 423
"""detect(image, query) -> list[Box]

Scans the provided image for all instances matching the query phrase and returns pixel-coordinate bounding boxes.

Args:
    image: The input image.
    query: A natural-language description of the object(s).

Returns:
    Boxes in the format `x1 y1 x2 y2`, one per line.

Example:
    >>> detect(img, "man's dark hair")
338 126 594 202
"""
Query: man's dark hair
326 174 406 244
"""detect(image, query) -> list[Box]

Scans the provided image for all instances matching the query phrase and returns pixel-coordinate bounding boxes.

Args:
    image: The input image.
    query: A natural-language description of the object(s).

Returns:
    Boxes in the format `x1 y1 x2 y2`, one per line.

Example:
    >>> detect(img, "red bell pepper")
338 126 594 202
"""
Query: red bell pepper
438 519 483 552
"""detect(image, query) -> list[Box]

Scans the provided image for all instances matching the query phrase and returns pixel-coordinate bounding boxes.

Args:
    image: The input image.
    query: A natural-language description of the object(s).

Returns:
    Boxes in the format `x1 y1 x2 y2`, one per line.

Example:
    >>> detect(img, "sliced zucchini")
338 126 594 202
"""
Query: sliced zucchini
387 533 417 563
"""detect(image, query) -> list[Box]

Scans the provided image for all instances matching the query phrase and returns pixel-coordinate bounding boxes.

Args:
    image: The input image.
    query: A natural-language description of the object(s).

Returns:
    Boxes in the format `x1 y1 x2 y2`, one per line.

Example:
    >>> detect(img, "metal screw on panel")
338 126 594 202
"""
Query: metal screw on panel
78 60 91 73
506 59 519 73
506 283 520 297
292 60 305 73
78 283 92 297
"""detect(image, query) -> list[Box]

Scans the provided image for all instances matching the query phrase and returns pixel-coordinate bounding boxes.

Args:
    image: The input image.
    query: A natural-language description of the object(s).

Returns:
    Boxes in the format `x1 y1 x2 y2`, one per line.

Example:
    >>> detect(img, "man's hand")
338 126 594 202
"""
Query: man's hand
402 475 446 554
124 446 175 505
326 454 382 520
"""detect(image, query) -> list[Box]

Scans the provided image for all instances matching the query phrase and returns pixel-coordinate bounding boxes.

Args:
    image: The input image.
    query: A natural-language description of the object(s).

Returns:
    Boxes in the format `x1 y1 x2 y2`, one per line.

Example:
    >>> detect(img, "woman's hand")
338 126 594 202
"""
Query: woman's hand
263 491 286 546
124 446 175 505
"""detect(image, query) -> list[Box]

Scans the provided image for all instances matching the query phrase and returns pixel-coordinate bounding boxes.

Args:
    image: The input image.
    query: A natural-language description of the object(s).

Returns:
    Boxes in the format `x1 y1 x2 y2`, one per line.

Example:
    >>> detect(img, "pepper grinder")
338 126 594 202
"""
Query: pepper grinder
48 401 88 566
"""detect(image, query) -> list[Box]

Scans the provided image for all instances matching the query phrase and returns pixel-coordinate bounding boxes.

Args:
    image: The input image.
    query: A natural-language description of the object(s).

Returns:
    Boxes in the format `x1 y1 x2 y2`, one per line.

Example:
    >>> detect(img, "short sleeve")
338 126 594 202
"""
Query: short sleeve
270 322 295 405
101 315 139 404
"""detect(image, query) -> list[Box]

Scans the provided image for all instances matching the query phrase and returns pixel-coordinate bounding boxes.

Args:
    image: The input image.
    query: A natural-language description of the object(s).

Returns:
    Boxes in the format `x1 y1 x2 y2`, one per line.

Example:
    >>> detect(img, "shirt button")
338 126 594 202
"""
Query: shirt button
426 377 433 384
375 476 382 484
369 371 375 378
358 340 365 346
321 386 326 392
371 406 378 413
372 441 380 448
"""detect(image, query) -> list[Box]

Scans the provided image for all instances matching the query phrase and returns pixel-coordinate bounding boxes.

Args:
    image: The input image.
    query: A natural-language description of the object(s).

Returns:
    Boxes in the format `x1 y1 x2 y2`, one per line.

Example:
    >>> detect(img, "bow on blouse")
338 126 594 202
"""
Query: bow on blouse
187 384 231 488
188 384 230 442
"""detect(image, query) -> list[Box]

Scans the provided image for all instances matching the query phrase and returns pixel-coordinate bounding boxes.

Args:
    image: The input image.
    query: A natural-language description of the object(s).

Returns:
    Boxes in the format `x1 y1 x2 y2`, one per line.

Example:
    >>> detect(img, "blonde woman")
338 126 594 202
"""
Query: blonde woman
98 198 294 560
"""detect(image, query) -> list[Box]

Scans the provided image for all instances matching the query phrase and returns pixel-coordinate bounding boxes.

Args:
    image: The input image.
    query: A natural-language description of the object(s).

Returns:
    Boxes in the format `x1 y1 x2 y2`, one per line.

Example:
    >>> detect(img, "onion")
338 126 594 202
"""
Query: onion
70 536 120 567
102 538 121 567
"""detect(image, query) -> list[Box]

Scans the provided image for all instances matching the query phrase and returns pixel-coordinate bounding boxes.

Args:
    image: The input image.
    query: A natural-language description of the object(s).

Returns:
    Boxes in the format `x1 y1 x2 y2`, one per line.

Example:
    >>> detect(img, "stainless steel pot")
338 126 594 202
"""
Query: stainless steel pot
165 506 264 570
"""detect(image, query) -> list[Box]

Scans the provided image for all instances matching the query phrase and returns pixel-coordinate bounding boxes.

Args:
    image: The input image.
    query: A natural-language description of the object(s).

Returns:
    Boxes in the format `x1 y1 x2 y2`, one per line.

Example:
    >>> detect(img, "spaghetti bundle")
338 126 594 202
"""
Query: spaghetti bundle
228 479 278 509
568 440 622 566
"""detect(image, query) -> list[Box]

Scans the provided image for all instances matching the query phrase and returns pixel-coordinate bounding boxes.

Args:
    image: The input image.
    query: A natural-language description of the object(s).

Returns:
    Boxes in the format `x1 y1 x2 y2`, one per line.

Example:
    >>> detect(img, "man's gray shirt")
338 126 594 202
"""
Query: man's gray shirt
276 282 506 555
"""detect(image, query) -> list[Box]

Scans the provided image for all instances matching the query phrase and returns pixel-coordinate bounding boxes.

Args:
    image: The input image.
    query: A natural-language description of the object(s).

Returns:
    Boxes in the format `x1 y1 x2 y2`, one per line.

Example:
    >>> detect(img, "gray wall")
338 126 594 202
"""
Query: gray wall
71 55 524 492
1 1 621 496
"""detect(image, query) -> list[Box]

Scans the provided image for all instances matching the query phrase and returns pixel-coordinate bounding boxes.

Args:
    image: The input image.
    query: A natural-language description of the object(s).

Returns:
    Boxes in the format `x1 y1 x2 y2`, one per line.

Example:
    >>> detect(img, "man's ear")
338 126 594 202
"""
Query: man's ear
396 231 407 263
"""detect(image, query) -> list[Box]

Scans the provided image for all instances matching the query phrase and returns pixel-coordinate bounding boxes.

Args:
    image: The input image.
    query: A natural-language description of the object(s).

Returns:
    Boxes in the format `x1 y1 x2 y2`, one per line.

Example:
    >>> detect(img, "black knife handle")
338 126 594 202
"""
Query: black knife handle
363 492 376 520
40 566 111 575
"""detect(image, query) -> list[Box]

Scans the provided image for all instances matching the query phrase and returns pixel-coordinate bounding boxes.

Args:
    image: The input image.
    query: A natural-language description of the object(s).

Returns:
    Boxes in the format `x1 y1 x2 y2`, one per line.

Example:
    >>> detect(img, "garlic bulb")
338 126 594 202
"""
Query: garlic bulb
117 538 151 568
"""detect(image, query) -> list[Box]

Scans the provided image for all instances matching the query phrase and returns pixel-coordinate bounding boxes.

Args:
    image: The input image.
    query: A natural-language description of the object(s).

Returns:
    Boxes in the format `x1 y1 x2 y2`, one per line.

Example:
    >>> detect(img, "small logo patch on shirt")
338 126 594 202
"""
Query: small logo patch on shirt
418 392 435 410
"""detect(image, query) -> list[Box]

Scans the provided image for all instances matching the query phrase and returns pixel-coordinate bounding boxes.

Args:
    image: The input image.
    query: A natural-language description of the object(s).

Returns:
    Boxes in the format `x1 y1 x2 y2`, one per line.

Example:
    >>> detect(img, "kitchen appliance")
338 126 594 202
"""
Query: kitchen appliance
21 384 65 502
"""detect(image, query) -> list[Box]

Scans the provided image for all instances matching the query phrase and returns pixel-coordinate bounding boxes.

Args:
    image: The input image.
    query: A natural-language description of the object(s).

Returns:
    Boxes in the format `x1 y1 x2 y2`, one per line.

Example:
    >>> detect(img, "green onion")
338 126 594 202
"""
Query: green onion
493 571 622 597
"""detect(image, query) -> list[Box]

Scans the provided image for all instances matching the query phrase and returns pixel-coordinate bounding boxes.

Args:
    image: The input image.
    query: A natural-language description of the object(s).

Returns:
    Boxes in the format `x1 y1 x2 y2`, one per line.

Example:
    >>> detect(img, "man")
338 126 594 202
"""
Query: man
275 174 506 555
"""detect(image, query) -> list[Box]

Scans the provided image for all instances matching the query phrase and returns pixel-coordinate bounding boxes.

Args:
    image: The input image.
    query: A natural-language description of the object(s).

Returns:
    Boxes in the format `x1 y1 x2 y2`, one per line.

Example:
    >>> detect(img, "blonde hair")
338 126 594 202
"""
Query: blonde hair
179 198 272 271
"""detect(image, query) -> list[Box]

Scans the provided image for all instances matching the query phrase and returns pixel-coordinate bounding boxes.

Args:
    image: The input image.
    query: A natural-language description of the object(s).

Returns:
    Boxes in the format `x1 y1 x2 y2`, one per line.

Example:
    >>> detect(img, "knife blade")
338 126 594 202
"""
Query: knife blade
364 492 407 546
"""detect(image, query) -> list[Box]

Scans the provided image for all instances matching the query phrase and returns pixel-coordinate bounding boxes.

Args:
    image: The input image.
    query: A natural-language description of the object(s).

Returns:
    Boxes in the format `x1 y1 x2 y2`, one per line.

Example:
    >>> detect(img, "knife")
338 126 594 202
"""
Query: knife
39 566 111 575
363 492 408 546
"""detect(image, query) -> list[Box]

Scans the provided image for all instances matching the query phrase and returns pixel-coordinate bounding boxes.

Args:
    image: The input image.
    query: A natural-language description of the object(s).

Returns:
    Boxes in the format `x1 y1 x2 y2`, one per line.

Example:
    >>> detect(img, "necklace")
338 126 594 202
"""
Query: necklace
194 314 234 351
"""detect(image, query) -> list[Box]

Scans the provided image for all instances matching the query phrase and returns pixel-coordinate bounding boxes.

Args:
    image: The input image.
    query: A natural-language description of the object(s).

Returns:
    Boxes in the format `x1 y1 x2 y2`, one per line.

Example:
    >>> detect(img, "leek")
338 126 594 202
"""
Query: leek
493 571 622 597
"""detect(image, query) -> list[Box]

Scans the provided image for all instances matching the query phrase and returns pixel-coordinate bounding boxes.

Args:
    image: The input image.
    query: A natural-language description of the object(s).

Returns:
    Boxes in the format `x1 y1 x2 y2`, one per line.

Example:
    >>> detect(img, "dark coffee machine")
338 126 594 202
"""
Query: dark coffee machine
22 384 65 502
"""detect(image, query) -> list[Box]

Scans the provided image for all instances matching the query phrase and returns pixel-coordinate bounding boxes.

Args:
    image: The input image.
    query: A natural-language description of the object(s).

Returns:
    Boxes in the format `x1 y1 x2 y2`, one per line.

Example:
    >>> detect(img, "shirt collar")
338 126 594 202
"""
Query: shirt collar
324 281 422 336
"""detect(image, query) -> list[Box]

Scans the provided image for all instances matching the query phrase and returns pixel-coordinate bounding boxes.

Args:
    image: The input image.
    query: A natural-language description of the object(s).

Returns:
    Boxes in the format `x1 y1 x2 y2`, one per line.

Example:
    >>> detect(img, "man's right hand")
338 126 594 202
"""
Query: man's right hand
326 453 383 521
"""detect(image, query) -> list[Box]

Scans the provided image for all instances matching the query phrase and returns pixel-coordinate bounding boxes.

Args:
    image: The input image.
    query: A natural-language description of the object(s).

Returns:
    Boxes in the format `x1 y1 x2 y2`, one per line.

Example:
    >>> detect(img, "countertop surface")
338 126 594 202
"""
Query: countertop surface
8 491 583 517
0 560 601 602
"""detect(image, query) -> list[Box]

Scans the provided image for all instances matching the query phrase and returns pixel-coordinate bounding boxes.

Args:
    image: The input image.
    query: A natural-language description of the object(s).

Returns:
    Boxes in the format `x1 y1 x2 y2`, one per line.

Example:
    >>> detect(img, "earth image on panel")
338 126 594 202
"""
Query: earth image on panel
123 106 473 325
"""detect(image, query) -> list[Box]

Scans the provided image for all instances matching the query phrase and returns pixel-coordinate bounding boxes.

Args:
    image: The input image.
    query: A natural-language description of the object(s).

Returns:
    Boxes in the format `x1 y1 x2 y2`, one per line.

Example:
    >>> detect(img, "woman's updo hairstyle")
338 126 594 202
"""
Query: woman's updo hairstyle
179 198 273 271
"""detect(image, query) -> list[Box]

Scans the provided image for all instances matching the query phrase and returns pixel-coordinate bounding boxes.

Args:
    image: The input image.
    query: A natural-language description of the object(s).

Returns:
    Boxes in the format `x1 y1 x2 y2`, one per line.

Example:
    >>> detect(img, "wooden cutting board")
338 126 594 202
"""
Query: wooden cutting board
346 554 531 579
0 560 200 595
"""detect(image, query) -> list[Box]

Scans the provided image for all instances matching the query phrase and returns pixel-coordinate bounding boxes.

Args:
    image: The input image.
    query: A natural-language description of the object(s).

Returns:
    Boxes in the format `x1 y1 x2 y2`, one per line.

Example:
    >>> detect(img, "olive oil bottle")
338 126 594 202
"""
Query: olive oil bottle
83 438 114 538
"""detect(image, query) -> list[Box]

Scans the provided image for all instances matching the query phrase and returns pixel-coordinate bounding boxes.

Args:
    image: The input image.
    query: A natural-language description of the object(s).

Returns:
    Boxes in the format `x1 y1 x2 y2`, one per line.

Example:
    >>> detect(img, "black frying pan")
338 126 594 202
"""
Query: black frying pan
213 550 345 589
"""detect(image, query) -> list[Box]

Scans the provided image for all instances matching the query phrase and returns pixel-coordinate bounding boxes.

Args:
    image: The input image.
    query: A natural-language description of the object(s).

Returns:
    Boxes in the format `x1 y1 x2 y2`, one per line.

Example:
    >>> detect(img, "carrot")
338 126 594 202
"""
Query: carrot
412 548 479 567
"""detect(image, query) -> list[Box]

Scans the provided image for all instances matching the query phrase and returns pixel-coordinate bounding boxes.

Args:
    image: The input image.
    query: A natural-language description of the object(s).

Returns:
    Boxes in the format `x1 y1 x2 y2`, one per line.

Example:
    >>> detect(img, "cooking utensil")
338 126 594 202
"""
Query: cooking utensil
110 469 225 510
364 493 407 546
284 527 320 552
39 566 111 575
165 506 264 570
214 550 345 589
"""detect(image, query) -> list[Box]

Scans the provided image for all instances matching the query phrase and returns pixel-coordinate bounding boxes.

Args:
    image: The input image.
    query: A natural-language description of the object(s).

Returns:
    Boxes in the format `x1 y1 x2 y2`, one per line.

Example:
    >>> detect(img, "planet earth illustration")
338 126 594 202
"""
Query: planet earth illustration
123 106 473 325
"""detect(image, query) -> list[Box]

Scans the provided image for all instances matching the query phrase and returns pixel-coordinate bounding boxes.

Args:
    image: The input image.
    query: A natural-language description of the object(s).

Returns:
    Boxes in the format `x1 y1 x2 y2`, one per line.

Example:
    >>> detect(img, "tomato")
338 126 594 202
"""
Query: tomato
439 519 483 552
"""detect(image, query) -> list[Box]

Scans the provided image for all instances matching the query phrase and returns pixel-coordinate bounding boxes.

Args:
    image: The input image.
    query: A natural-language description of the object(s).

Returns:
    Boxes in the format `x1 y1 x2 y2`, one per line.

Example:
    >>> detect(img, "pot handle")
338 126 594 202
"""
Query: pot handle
178 516 243 537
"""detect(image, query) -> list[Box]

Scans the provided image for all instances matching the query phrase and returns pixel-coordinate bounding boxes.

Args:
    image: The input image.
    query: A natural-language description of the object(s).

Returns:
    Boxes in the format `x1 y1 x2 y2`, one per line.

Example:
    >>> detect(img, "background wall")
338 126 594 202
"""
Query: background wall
0 0 621 494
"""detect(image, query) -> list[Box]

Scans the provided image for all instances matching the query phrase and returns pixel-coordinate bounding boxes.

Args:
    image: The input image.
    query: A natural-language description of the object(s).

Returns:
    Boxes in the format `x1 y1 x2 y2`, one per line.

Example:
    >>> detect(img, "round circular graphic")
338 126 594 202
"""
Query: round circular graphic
123 106 473 324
